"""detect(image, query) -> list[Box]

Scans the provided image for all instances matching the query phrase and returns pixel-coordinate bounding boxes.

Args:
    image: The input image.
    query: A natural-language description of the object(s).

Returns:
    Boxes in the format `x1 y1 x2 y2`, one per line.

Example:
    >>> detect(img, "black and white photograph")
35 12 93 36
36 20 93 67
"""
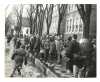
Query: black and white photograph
5 4 97 78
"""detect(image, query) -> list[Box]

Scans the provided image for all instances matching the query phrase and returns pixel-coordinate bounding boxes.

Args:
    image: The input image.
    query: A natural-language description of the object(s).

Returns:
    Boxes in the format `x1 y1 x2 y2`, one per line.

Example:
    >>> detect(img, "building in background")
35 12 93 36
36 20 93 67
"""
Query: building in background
64 4 96 40
64 4 83 40
11 17 30 37
45 4 96 40
21 18 30 36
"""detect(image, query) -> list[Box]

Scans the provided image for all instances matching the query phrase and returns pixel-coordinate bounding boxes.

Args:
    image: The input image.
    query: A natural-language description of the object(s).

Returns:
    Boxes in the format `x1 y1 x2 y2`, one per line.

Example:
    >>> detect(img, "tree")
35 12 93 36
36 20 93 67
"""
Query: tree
76 4 92 39
27 4 41 34
5 15 11 36
13 5 23 36
5 5 11 36
27 4 35 34
57 4 67 35
37 4 46 36
45 4 54 35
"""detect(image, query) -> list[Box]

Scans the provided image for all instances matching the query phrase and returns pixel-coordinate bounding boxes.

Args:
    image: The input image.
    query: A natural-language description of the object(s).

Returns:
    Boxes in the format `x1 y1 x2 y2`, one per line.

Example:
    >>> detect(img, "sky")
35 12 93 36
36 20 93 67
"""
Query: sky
5 4 14 17
5 4 59 33
5 4 47 18
6 4 30 18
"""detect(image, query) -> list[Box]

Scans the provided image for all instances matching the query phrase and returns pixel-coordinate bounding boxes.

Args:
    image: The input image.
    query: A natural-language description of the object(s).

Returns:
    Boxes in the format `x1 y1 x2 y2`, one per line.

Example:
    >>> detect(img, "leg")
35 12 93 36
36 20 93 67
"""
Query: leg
78 67 84 78
10 66 17 77
17 67 21 76
68 60 73 73
57 51 60 64
73 65 79 78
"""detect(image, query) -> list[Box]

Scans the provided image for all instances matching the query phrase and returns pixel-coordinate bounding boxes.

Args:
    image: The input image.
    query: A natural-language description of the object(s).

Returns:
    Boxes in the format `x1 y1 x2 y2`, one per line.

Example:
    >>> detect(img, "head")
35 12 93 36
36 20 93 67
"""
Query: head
72 34 77 40
91 39 96 46
50 36 54 42
68 36 72 41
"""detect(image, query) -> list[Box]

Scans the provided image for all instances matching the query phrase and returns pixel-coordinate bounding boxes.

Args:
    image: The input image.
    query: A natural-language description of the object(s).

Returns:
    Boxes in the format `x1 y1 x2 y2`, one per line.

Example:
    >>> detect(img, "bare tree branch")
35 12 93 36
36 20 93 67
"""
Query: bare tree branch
45 4 54 35
57 4 68 35
13 5 23 35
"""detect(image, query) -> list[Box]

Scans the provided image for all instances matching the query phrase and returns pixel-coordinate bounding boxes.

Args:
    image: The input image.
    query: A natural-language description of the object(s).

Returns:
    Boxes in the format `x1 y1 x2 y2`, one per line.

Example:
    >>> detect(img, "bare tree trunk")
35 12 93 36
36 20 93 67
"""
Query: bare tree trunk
57 17 61 35
30 17 33 34
47 24 50 35
83 18 90 39
33 24 35 34
57 4 67 35
76 4 91 39
45 4 54 35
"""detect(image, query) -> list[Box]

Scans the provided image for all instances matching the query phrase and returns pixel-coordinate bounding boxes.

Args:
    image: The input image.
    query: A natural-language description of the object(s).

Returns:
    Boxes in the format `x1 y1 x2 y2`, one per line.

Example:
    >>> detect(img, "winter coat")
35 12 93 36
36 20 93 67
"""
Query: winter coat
11 48 27 67
68 40 80 65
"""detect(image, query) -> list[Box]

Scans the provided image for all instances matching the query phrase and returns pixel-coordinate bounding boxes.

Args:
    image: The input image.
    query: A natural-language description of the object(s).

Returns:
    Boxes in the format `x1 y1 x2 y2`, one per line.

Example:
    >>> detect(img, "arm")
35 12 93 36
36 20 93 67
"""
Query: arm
11 50 17 60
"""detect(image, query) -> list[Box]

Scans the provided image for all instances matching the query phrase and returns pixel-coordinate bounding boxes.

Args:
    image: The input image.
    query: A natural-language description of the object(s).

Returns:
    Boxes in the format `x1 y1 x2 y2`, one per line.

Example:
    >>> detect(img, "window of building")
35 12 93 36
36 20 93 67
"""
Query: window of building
70 4 72 12
79 24 83 32
79 18 83 32
72 24 74 33
74 5 77 10
67 25 68 33
71 4 73 11
66 22 68 32
76 24 78 32
69 25 71 33
71 4 74 12
71 19 74 33
70 19 72 33
66 20 68 32
66 25 68 33
73 5 75 11
69 5 70 12
73 24 75 33
67 6 69 13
